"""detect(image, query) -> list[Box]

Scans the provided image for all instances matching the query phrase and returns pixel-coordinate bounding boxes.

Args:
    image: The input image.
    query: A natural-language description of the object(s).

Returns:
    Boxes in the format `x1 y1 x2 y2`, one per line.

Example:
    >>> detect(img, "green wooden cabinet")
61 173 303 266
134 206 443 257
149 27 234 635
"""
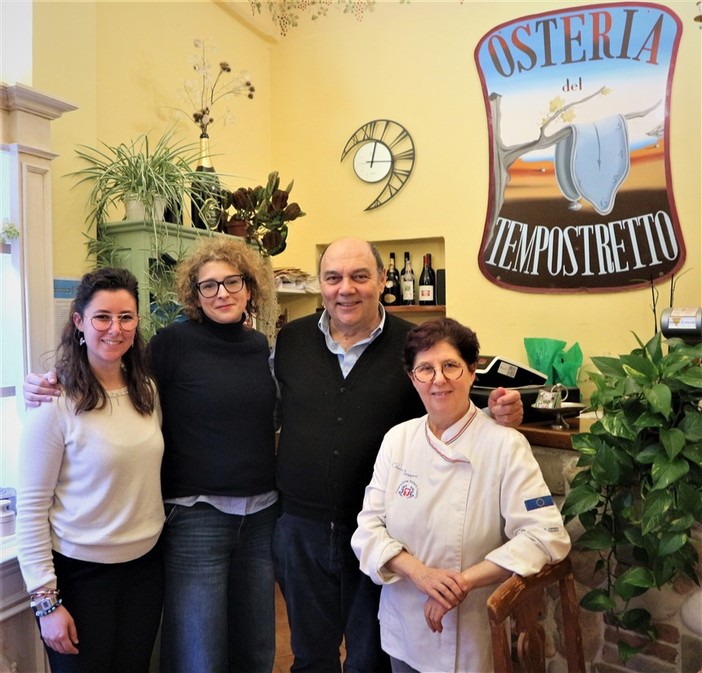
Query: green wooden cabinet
102 220 228 319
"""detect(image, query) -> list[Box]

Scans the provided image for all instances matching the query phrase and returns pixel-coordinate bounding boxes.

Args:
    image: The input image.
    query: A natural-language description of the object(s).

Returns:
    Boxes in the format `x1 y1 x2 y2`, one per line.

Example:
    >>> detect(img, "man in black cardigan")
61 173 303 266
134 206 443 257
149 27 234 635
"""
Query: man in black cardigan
273 237 523 673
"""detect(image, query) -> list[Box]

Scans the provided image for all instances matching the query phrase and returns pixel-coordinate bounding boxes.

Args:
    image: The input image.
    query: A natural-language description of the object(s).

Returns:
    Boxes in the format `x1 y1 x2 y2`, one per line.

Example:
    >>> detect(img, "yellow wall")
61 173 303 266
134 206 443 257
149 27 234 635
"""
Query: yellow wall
32 0 701 365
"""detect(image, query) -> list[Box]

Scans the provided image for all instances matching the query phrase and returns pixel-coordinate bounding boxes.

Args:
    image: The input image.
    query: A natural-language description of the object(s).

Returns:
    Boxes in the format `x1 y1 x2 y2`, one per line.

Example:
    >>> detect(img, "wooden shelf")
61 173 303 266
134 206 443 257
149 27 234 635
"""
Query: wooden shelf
386 305 446 314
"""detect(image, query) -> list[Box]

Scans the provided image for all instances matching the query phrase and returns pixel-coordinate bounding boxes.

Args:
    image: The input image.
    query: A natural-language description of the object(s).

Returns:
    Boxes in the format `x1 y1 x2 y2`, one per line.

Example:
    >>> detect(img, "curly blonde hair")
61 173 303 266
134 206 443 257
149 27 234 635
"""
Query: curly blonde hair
175 238 275 321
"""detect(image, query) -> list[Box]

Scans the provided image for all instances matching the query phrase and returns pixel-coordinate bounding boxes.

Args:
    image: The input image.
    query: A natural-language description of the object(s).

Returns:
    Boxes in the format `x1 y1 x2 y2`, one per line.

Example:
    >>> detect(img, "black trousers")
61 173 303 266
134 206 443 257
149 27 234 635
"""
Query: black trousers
42 544 163 673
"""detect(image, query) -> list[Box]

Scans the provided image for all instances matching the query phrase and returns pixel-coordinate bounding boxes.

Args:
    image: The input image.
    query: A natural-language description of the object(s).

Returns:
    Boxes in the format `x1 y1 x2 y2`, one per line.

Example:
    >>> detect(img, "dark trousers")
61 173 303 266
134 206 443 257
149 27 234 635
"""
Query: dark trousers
273 512 391 673
43 545 163 673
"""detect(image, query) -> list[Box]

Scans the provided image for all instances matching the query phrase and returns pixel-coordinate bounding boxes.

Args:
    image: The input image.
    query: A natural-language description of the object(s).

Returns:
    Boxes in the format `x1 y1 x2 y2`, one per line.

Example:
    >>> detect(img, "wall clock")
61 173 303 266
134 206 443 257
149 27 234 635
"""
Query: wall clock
341 119 415 211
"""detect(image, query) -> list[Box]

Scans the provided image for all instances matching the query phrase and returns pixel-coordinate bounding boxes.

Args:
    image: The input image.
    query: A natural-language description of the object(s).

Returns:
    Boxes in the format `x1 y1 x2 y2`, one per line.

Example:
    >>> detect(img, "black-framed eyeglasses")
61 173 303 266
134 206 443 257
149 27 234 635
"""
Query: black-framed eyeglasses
412 361 465 384
196 274 247 298
89 313 139 332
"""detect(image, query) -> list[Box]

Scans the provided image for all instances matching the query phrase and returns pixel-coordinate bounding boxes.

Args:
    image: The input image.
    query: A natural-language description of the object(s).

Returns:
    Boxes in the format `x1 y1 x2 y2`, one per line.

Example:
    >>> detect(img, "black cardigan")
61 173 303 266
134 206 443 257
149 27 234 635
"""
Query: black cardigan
274 312 426 525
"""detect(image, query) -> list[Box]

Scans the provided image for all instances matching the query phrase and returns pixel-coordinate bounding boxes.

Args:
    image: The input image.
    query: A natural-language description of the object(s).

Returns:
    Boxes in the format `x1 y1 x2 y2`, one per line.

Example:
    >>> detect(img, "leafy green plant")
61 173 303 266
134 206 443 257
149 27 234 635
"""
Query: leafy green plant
225 171 305 256
563 333 702 662
69 129 199 229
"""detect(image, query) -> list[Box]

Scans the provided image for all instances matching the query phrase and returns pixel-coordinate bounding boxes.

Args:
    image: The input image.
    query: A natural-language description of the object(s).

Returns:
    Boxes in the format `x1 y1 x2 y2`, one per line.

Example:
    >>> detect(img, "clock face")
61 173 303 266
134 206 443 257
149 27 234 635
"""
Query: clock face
353 141 392 183
341 119 415 210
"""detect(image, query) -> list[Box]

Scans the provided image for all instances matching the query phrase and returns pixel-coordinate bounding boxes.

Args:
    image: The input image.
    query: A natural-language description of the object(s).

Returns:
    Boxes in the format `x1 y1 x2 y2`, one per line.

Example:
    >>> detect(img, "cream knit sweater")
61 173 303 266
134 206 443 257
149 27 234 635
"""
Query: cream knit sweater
17 387 164 592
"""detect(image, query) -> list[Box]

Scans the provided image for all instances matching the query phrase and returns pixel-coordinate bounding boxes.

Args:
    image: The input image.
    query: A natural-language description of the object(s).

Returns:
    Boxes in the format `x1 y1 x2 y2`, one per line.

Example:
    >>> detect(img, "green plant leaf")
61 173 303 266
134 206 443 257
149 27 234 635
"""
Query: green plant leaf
643 332 664 363
658 532 688 556
636 442 662 464
562 484 601 517
580 588 615 611
660 427 686 459
576 528 613 550
614 566 655 600
599 413 637 440
619 608 653 634
591 444 623 484
651 453 689 490
676 481 702 519
591 356 626 377
676 366 702 388
680 411 702 441
666 513 695 532
621 353 657 382
633 411 666 430
618 640 642 663
644 383 672 419
572 431 600 455
641 489 673 534
681 444 702 465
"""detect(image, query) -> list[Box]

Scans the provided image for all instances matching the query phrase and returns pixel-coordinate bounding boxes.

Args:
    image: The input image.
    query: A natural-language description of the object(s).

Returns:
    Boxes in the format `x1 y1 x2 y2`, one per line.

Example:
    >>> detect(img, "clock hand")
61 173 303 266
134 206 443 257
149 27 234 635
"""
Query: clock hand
370 142 378 168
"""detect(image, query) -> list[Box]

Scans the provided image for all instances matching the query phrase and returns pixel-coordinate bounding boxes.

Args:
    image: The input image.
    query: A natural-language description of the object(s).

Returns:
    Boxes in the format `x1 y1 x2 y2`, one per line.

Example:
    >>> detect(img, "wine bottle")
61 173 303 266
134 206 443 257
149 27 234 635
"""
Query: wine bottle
418 254 437 305
382 252 401 306
191 133 223 230
401 252 415 305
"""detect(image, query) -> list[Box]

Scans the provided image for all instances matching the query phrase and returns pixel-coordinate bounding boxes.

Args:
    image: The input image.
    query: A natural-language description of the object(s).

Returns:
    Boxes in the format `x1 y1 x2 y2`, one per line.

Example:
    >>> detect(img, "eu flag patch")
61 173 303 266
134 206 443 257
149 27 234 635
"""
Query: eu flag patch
525 495 554 511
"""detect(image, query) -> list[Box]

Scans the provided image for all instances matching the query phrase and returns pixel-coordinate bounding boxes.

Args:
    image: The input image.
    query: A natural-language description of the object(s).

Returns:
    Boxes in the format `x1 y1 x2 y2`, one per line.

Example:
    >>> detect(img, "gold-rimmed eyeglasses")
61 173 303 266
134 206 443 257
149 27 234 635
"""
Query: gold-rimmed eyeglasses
411 361 465 384
90 313 139 332
196 274 247 298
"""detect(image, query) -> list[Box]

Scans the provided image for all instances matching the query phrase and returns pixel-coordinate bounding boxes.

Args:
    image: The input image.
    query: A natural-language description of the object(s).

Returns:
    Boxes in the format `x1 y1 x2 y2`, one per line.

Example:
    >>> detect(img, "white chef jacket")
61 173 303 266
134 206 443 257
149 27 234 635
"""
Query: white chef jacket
351 403 571 673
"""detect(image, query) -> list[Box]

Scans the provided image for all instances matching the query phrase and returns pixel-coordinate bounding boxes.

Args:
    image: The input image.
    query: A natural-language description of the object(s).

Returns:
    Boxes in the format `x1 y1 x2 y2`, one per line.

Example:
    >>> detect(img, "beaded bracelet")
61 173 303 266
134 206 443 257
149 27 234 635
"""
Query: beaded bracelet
34 598 62 618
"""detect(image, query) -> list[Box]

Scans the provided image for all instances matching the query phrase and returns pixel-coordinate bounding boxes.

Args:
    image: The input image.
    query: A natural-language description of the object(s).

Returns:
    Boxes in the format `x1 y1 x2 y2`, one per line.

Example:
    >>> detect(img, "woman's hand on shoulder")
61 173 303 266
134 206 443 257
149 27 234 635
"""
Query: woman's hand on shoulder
23 371 61 407
39 605 79 654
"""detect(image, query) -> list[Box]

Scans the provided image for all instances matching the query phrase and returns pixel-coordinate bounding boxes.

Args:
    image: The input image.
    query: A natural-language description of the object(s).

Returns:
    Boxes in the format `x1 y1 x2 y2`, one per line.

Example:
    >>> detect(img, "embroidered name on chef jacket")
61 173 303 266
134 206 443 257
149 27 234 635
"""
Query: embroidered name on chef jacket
524 495 554 511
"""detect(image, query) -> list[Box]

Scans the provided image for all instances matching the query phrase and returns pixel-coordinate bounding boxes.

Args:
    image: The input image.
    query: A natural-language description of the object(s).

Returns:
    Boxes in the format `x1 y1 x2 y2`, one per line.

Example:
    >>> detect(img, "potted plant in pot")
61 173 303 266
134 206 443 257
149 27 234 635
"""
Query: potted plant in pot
224 171 305 256
69 129 200 229
562 332 702 662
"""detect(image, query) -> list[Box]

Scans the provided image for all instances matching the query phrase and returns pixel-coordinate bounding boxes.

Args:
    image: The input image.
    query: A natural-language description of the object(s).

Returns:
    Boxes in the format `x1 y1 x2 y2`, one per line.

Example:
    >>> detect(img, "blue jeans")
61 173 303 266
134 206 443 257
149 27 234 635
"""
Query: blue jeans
159 501 277 673
273 512 390 673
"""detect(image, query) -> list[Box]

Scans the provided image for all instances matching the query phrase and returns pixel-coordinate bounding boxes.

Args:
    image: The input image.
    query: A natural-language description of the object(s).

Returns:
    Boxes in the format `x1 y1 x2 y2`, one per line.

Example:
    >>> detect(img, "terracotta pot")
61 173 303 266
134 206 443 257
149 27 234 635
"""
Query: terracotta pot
226 219 249 238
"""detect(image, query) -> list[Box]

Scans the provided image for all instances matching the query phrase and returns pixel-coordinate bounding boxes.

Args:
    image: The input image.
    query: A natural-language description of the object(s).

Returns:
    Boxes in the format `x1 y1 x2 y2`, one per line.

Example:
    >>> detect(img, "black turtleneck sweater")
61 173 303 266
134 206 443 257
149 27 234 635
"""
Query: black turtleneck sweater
148 316 276 499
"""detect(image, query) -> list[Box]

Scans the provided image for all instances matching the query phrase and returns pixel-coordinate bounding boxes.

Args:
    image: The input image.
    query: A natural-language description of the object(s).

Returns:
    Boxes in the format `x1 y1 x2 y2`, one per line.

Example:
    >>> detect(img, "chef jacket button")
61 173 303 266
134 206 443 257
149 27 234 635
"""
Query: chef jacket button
336 417 343 424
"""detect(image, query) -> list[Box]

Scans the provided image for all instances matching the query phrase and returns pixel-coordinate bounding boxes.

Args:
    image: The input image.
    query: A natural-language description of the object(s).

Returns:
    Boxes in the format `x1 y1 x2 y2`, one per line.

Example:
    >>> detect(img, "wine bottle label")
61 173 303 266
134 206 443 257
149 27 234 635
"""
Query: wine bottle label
402 281 414 301
201 197 220 230
419 286 434 301
383 293 398 304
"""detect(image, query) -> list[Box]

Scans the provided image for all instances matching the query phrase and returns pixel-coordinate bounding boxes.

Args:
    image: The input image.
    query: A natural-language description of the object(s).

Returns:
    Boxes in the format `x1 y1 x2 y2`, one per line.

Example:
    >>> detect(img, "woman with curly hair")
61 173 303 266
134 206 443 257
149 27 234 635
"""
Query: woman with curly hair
17 268 164 673
149 237 278 673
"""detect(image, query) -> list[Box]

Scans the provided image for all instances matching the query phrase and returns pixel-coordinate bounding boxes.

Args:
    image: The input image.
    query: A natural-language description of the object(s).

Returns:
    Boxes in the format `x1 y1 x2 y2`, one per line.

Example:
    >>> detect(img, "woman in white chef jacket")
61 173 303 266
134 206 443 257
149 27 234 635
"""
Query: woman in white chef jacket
351 318 571 673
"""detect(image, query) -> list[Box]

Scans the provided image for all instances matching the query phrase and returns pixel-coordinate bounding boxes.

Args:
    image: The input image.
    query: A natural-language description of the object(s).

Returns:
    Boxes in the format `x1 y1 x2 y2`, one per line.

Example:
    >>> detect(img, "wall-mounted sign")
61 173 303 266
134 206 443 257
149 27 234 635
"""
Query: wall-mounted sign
475 3 685 293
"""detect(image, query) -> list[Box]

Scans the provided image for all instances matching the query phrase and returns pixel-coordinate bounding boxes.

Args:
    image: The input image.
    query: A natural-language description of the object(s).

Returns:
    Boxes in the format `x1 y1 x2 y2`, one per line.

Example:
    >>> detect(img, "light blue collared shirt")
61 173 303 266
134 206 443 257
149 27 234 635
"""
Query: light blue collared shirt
317 305 386 378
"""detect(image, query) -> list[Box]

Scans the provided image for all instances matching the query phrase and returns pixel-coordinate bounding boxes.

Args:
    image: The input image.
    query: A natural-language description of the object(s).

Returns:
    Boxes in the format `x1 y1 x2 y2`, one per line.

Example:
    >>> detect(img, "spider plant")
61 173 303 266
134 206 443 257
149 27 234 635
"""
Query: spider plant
69 129 200 229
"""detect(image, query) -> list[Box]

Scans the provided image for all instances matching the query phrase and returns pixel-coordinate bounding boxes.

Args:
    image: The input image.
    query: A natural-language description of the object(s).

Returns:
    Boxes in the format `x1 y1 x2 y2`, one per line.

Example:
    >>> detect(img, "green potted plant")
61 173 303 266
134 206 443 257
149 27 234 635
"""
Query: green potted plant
225 171 305 255
562 332 702 661
69 129 199 229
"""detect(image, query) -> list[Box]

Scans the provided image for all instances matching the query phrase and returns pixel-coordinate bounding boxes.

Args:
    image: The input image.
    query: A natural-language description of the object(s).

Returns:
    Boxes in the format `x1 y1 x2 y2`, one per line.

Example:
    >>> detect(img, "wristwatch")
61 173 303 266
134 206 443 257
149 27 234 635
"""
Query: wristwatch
31 596 59 613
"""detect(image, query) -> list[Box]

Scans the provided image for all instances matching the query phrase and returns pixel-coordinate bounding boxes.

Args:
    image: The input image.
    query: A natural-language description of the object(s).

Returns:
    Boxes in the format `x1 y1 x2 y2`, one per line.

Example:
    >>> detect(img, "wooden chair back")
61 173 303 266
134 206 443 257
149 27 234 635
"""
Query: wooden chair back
486 557 585 673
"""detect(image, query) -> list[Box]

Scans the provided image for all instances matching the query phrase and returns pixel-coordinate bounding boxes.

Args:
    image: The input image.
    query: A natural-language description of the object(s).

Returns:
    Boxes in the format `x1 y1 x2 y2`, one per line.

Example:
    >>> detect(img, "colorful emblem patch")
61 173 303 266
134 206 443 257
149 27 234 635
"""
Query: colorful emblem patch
396 480 418 499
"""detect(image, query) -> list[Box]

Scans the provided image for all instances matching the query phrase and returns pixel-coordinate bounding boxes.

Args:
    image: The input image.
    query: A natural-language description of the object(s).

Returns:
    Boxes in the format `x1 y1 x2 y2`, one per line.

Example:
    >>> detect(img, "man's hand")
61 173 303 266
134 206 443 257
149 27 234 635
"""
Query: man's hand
488 387 523 428
23 371 60 407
